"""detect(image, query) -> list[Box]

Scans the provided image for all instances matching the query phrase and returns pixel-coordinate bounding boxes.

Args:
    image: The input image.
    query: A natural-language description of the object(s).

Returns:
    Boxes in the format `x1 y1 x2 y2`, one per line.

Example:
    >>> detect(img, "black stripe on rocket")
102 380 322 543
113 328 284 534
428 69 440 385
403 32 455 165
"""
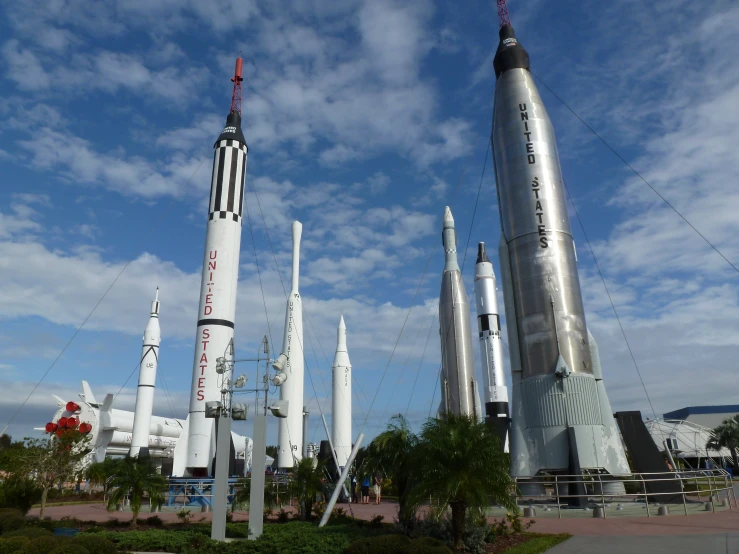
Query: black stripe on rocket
208 139 247 223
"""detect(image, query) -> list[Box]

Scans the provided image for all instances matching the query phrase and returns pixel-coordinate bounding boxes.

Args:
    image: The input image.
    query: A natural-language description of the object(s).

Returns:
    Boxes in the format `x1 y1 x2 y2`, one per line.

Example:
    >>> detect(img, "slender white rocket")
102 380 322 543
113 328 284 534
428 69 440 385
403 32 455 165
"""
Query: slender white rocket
276 221 305 468
186 107 248 474
331 315 352 468
438 206 481 418
130 289 161 457
473 243 509 452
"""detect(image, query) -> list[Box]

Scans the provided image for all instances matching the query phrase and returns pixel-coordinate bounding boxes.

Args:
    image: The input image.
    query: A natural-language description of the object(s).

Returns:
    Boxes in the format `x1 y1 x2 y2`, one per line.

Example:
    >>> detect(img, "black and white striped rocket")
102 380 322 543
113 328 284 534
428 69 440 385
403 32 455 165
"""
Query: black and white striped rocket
185 107 248 475
473 243 509 452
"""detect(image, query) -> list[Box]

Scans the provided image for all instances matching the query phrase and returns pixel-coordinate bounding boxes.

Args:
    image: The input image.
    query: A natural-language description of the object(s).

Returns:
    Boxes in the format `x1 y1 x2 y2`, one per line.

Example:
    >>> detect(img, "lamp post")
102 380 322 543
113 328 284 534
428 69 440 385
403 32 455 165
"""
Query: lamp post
209 335 290 542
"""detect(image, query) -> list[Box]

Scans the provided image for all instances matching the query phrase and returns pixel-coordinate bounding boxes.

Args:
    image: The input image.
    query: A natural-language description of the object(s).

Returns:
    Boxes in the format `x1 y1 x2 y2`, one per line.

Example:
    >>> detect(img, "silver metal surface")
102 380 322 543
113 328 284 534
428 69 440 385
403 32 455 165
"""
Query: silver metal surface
439 207 478 417
492 68 591 379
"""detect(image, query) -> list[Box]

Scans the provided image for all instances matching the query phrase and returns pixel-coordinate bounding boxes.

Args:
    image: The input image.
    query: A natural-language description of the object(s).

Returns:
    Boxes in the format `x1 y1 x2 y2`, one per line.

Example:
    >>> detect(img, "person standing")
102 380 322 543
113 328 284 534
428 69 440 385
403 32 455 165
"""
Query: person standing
350 473 358 504
361 474 371 504
373 473 382 505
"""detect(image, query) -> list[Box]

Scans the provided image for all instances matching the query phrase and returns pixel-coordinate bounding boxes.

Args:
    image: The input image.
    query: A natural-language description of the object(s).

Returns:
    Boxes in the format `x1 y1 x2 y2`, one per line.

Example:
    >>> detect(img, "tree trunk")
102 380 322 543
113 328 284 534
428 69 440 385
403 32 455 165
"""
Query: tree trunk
39 486 49 519
450 501 466 554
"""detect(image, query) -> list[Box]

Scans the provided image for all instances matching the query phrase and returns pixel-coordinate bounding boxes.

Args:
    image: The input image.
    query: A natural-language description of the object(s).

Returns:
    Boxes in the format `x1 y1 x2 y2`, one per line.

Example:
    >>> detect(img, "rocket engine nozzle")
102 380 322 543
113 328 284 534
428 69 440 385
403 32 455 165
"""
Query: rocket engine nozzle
66 401 80 413
45 422 58 433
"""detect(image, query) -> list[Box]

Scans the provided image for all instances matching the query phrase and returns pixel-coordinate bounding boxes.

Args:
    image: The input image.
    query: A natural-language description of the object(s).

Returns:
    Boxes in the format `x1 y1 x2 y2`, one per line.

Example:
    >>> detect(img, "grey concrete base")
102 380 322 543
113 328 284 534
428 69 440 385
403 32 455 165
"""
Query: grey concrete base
523 507 536 517
548 534 739 554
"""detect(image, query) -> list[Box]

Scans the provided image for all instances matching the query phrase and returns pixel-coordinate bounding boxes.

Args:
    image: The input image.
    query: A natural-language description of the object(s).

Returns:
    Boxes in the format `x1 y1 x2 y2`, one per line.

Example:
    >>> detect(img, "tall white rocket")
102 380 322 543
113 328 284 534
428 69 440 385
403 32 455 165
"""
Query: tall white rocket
185 58 248 475
473 243 509 452
331 315 352 468
130 288 161 458
276 222 305 468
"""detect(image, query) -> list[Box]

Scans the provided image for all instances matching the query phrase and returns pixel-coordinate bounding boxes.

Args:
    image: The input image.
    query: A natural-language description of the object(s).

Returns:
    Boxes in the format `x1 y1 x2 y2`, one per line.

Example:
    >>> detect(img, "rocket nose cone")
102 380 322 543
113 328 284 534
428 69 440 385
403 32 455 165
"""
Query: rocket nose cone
493 24 530 79
339 315 346 329
476 242 490 264
216 111 247 146
443 206 455 228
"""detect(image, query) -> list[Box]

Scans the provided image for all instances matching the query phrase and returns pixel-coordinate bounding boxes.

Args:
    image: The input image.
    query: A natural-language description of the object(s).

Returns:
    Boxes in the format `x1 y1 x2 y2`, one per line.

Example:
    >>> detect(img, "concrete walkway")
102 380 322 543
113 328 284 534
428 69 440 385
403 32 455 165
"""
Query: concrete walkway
549 533 739 553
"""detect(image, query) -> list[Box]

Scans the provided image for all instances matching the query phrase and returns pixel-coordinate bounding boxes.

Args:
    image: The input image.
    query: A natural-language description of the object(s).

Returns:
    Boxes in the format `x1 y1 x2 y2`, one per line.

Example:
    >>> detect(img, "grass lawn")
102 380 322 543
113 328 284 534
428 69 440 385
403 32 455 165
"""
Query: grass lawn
501 533 571 553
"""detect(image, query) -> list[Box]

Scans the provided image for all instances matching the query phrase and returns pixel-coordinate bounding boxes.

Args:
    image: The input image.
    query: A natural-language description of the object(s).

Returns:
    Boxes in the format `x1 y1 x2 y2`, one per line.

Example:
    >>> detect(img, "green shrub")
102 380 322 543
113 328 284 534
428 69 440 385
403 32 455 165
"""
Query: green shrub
412 513 488 554
71 535 117 554
19 535 61 554
3 527 54 539
0 508 24 534
0 536 30 554
24 517 58 532
225 522 249 538
0 476 43 514
48 544 90 554
405 536 453 554
345 533 411 554
144 515 164 526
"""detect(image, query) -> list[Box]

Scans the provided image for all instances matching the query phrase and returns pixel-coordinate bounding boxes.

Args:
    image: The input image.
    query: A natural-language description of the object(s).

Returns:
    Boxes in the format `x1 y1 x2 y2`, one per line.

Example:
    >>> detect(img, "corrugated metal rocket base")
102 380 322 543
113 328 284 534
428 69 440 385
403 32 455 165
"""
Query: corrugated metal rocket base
500 238 629 477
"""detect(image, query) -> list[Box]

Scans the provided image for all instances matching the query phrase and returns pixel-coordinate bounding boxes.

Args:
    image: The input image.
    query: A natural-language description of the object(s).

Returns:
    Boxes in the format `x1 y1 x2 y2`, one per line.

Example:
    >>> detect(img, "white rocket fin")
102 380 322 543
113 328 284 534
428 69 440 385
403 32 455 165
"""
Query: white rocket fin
52 395 66 407
81 381 98 405
101 394 114 412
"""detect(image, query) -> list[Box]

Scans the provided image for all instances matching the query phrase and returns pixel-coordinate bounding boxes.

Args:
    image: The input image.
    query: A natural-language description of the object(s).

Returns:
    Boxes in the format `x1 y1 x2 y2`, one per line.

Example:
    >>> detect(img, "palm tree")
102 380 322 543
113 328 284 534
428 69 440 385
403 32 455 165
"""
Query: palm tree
408 414 516 553
86 457 123 499
107 457 167 527
289 457 326 521
707 415 739 468
363 414 419 530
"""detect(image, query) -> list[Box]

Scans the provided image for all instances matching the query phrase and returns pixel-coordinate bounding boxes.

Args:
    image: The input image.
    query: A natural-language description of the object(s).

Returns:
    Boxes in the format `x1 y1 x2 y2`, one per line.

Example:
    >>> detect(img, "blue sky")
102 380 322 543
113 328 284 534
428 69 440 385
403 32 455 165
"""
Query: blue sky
1 0 738 446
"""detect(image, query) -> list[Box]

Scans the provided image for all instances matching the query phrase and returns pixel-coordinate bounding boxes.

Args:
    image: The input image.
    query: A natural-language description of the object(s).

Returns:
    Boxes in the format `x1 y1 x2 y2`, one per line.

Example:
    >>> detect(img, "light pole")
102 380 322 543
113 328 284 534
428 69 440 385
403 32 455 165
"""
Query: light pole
209 336 290 542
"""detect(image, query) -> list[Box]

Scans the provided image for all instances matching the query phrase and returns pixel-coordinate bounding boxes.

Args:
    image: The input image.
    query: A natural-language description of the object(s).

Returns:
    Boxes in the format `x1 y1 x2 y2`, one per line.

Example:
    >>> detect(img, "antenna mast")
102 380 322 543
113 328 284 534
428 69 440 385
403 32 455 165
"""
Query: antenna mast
497 0 511 28
230 56 243 115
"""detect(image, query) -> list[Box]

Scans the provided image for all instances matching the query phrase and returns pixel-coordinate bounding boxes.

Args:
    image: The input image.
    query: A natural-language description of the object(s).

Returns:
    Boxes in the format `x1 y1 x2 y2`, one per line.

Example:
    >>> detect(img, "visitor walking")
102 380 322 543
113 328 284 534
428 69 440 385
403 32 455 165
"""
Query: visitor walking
361 474 371 504
374 473 382 505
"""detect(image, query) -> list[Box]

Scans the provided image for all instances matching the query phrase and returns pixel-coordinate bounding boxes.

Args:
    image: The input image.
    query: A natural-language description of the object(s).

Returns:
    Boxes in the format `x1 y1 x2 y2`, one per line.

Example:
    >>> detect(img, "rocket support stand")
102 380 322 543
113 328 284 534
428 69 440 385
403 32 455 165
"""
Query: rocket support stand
318 433 364 528
321 414 350 499
248 413 267 540
211 414 232 541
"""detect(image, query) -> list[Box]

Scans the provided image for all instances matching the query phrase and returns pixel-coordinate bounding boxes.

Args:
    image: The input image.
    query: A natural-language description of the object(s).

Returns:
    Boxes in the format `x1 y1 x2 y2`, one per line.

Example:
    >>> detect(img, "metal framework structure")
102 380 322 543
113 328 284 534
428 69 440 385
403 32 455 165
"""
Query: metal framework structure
497 0 511 28
230 57 243 115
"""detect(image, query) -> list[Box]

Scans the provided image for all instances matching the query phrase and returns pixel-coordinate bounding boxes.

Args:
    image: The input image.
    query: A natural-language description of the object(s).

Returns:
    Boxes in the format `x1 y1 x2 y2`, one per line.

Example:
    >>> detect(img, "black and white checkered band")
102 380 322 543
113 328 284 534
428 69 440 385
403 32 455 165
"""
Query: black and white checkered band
208 139 247 224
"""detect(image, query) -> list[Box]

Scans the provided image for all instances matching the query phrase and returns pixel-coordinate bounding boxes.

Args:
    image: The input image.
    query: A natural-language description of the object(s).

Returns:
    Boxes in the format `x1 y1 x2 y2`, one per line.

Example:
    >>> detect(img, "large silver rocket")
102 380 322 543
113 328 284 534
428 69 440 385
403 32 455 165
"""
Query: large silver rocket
438 206 482 418
491 23 629 477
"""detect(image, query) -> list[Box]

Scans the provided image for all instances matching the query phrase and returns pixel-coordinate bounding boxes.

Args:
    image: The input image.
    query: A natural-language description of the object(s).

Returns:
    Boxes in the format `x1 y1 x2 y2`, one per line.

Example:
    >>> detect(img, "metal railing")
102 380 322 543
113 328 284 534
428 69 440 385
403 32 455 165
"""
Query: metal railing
514 469 736 518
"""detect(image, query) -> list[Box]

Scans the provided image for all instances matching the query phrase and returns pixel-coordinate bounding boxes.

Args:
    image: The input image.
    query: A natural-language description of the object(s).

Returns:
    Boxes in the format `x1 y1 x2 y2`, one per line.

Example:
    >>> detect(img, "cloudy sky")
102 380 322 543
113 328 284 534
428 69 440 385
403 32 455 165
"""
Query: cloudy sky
1 0 738 446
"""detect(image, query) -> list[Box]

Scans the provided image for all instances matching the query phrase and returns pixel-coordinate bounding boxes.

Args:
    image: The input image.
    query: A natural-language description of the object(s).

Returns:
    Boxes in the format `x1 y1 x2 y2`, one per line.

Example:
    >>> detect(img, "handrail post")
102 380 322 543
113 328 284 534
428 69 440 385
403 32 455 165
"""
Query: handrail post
599 474 606 518
641 474 650 517
708 471 716 512
555 475 561 519
681 472 688 516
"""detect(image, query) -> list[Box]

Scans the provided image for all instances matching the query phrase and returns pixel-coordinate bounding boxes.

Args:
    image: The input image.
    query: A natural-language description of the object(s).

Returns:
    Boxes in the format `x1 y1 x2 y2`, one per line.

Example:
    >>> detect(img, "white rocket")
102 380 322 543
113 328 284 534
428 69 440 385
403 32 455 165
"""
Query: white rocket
40 381 252 470
183 60 248 475
331 315 352 468
473 243 509 452
274 222 305 468
130 288 161 457
438 206 482 418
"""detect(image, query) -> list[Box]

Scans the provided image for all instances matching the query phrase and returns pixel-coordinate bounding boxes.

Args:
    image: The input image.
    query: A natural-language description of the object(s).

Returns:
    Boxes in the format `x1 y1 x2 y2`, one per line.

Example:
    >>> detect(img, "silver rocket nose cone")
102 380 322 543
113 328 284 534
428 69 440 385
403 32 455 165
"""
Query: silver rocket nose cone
476 242 490 264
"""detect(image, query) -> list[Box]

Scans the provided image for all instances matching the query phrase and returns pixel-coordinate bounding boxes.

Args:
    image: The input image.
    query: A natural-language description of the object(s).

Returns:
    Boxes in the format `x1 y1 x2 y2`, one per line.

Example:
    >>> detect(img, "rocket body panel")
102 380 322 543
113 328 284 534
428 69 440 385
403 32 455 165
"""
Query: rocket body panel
277 222 305 468
187 115 247 473
130 292 161 457
331 316 352 468
438 207 479 417
493 68 591 380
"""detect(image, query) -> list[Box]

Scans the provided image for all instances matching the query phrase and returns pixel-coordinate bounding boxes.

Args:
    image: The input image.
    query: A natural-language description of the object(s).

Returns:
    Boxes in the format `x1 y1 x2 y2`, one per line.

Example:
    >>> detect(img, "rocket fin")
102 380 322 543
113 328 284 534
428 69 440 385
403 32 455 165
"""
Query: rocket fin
81 381 98 405
101 394 114 412
52 395 65 407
